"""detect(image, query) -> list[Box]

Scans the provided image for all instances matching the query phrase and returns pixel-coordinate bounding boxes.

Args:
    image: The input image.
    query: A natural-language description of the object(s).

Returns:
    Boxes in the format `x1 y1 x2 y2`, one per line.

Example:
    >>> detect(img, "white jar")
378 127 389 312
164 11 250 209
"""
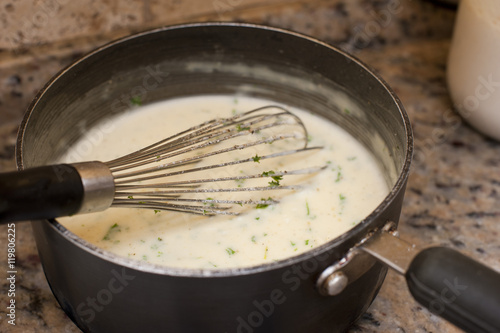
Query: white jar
447 0 500 141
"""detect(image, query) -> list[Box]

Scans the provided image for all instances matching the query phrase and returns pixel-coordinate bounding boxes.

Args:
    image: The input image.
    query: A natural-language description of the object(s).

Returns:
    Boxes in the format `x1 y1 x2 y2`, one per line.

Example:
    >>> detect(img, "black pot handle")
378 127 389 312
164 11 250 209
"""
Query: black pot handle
406 247 500 333
0 164 84 223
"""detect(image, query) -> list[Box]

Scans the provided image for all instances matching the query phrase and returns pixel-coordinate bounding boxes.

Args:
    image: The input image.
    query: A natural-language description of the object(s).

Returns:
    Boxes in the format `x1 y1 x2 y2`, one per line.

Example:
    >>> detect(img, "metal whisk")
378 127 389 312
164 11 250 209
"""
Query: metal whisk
0 106 324 223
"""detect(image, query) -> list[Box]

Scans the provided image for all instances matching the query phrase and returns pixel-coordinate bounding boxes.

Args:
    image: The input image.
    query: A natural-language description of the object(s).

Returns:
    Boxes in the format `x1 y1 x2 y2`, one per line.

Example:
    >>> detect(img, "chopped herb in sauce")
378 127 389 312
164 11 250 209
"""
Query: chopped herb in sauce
306 200 310 216
102 223 120 241
154 210 161 214
127 195 134 199
256 197 273 209
130 96 142 106
236 124 250 132
252 154 262 163
251 236 256 243
290 241 296 246
204 197 215 207
339 193 346 201
264 246 269 259
335 171 343 182
305 240 310 245
343 108 350 115
262 170 282 187
226 248 236 255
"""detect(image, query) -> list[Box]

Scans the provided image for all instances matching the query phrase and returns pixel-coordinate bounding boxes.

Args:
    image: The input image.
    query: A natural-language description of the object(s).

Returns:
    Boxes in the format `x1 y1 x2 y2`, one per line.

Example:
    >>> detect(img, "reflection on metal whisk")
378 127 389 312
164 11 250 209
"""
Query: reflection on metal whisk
0 106 325 223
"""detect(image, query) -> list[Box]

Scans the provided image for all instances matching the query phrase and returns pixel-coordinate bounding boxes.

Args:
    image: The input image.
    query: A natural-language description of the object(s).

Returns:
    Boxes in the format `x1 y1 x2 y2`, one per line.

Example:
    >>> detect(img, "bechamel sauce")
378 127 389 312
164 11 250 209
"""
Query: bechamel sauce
58 95 389 269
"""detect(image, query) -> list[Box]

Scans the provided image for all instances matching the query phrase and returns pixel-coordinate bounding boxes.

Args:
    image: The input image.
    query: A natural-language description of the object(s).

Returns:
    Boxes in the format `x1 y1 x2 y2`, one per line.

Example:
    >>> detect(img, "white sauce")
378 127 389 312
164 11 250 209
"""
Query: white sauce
58 95 389 269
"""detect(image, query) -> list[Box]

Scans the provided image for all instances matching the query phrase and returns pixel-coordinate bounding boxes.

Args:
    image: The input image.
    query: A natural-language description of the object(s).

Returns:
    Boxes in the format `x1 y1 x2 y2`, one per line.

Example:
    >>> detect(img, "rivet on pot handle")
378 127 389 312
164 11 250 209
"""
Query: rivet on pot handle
317 223 500 333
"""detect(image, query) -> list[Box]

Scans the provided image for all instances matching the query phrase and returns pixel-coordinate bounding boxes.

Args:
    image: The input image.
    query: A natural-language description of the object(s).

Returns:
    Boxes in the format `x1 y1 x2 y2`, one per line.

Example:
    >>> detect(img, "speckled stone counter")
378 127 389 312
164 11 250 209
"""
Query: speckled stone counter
1 0 499 332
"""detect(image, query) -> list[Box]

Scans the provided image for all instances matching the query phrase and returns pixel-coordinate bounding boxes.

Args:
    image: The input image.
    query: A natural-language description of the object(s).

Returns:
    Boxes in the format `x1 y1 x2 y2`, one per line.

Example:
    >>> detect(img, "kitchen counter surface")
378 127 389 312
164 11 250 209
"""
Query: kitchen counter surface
1 0 499 332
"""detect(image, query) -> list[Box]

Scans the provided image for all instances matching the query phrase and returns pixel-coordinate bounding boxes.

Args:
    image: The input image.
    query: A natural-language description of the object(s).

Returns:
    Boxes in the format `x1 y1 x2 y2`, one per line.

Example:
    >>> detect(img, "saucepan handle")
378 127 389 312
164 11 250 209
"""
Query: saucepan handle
0 164 84 223
406 246 500 333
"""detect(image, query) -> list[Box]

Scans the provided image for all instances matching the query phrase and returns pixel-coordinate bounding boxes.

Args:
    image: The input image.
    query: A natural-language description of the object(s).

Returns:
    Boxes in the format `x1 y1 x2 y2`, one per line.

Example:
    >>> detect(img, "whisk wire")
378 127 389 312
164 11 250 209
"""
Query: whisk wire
105 105 322 215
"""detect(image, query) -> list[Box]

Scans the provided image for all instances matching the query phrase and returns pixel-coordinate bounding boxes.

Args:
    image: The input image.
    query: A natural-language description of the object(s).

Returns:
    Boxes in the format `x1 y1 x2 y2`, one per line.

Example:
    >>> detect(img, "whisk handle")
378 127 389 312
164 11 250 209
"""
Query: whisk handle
0 164 84 223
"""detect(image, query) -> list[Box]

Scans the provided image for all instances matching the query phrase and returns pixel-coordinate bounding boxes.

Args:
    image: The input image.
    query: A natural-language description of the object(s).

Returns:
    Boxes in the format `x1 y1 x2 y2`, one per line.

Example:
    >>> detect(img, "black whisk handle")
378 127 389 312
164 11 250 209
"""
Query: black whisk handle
0 164 84 223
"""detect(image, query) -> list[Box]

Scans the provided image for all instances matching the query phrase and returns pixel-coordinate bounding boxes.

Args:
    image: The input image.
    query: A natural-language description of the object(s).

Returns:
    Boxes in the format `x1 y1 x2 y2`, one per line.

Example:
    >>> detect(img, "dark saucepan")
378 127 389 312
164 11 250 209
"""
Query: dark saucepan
16 23 500 333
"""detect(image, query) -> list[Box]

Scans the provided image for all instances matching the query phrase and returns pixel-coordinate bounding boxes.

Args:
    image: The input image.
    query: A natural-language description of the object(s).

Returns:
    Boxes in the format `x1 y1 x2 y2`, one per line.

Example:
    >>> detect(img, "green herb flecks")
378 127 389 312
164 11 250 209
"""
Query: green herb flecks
339 193 346 201
158 237 163 241
344 108 350 115
262 170 283 187
305 240 310 246
347 156 357 161
154 210 161 214
127 195 134 199
130 96 142 106
251 236 257 243
290 241 296 247
204 197 215 207
306 200 310 216
226 248 236 255
102 223 121 241
255 217 260 221
142 255 148 261
236 124 250 132
264 246 269 259
335 170 343 182
256 197 273 209
252 154 262 163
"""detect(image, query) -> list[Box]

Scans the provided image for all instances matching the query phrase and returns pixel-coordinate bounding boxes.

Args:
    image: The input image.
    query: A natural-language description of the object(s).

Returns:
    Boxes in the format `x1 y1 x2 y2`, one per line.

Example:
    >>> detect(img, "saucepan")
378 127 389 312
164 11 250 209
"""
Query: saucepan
15 23 500 332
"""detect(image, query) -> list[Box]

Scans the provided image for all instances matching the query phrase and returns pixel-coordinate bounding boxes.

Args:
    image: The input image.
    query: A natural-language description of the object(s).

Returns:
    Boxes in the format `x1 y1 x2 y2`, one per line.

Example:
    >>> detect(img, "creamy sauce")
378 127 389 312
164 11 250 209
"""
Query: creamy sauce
58 95 389 269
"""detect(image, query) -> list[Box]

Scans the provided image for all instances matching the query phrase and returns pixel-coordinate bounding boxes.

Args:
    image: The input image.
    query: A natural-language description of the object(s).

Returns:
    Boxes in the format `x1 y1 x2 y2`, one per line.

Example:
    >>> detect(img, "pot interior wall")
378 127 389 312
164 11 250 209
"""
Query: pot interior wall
20 25 407 190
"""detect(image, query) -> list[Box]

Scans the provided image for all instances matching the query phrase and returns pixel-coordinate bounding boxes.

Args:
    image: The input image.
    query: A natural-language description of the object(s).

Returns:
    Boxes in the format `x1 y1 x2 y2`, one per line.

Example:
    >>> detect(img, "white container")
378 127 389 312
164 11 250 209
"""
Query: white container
447 0 500 140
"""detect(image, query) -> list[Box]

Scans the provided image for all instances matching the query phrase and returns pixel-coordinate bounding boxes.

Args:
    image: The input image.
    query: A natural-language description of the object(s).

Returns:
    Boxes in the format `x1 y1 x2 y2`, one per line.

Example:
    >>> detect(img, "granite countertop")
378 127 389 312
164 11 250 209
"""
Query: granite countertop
1 0 499 332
